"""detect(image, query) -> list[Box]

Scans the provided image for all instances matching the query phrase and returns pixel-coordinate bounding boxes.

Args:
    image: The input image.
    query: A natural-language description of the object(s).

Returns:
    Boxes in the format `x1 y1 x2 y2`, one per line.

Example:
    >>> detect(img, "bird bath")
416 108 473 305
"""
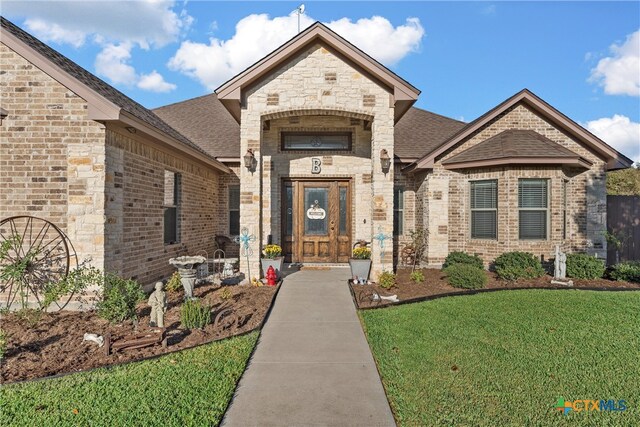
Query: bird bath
169 256 207 299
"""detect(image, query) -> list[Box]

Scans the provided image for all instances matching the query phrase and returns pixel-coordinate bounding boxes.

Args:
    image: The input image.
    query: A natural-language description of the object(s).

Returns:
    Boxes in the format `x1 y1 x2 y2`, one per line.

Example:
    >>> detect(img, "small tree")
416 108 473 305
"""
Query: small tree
408 228 427 272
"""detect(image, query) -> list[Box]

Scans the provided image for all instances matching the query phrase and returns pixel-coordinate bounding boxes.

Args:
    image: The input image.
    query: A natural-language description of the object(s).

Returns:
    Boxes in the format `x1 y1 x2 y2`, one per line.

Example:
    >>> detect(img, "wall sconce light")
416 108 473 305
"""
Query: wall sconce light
244 148 256 172
380 149 391 174
125 126 136 134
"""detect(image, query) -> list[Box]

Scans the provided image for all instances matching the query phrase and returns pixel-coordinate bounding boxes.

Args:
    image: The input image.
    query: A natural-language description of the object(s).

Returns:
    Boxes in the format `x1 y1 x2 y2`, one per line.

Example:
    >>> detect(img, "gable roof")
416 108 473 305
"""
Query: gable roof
0 16 229 173
215 22 420 123
408 89 633 171
442 129 592 169
154 94 240 159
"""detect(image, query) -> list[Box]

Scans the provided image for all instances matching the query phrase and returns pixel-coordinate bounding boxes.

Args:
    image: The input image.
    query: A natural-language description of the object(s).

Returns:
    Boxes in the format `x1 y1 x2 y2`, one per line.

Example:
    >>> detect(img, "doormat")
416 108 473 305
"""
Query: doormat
300 266 332 270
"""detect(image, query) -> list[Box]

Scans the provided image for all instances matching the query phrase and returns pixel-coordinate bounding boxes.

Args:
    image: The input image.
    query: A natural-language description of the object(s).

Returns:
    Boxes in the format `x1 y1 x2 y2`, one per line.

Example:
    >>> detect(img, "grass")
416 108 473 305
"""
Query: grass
0 332 258 426
360 290 640 426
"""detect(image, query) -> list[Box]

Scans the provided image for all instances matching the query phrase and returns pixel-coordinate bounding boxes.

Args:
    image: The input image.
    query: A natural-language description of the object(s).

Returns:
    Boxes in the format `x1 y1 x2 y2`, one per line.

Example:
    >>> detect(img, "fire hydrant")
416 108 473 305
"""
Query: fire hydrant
265 265 278 286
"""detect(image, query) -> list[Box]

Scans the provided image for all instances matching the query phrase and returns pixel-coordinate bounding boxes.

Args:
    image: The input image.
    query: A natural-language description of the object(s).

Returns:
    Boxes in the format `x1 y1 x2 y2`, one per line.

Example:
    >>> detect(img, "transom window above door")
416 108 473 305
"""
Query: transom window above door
281 132 352 151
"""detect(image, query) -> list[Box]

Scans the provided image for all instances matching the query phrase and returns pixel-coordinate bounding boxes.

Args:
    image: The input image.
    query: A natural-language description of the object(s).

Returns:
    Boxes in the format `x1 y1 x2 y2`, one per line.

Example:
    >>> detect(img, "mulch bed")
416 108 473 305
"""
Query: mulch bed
1 282 278 383
350 268 640 309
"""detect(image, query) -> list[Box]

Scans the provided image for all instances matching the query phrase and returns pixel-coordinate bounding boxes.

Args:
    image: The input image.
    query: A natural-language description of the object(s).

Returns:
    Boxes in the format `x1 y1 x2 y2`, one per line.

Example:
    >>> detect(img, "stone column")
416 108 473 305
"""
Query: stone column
425 176 450 266
239 110 262 282
370 115 395 278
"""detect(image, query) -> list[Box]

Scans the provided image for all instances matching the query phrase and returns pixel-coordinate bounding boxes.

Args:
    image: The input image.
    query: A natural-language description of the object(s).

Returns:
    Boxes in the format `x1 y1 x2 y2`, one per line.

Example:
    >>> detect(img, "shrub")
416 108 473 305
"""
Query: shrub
166 271 182 293
566 253 606 279
444 264 487 289
96 274 145 323
181 299 211 329
378 271 396 289
410 270 425 284
263 244 282 259
443 251 484 270
494 251 545 281
40 263 102 311
352 247 371 260
0 328 6 360
609 261 640 283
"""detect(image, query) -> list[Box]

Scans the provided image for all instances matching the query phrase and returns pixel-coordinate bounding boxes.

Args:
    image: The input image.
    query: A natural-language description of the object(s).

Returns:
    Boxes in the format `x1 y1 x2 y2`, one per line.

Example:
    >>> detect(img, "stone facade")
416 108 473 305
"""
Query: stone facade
411 103 608 266
238 43 395 278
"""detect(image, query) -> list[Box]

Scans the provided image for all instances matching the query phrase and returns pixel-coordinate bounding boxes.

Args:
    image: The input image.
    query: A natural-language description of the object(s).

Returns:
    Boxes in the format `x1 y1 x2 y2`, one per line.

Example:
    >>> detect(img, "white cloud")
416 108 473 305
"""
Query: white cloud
137 70 177 93
585 114 640 162
23 18 86 48
168 13 425 91
3 0 192 49
95 43 175 92
95 43 137 85
589 30 640 96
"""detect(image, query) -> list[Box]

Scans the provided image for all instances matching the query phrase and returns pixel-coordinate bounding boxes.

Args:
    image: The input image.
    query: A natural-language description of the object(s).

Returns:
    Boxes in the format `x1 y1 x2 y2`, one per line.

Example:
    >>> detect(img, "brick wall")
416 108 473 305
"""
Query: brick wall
414 103 608 266
0 42 106 270
105 128 222 285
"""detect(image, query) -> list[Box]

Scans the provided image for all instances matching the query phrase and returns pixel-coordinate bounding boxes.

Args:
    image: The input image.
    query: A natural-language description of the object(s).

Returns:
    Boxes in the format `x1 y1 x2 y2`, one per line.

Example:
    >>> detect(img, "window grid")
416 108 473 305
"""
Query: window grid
163 171 180 245
229 185 240 236
393 187 404 236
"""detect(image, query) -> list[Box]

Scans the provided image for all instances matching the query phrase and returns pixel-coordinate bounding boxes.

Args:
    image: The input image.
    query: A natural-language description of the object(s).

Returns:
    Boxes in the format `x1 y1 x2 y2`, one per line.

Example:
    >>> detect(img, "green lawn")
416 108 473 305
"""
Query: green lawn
360 290 640 426
0 332 258 426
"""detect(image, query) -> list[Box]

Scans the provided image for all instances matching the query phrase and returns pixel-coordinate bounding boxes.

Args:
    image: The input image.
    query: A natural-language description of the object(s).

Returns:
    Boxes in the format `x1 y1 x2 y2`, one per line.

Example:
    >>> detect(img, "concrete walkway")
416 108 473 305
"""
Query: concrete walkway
222 267 396 427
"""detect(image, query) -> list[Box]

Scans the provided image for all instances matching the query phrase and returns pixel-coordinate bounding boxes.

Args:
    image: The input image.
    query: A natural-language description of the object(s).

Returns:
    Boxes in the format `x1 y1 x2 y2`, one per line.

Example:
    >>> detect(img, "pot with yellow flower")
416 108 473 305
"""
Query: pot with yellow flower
349 246 372 281
261 244 283 279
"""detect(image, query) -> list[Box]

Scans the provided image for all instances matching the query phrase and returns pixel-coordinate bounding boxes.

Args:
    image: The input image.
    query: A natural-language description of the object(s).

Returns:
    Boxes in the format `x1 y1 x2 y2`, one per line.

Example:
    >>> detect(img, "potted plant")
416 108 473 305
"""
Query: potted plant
349 247 372 281
261 244 283 279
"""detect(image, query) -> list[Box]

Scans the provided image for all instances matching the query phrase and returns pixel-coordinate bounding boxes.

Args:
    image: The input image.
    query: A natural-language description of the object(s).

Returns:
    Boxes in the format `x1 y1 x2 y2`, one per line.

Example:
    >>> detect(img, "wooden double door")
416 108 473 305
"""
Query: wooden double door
282 180 351 263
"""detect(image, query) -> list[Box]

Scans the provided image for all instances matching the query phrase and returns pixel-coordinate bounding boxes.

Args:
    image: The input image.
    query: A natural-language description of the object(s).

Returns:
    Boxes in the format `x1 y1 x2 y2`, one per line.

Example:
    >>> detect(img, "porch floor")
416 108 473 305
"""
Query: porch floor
222 268 395 426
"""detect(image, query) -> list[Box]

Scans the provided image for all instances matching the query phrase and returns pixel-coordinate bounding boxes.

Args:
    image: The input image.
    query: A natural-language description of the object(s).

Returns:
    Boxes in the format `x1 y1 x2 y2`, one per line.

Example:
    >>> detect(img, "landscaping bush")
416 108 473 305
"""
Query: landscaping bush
566 253 606 279
494 251 545 281
41 263 102 311
410 270 425 284
443 251 484 270
166 271 182 293
96 274 145 323
220 287 232 300
181 299 211 329
378 271 396 289
609 261 640 283
444 264 487 289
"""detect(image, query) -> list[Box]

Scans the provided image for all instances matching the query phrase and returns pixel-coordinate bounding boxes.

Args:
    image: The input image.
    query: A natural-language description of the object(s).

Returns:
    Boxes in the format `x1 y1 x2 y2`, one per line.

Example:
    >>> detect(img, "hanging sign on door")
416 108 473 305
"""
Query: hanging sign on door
306 200 326 219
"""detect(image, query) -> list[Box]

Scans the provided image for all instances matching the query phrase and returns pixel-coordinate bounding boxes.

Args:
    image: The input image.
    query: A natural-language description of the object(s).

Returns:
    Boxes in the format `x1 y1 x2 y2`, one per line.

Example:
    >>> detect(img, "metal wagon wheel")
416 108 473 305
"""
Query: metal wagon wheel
0 216 78 310
213 308 237 330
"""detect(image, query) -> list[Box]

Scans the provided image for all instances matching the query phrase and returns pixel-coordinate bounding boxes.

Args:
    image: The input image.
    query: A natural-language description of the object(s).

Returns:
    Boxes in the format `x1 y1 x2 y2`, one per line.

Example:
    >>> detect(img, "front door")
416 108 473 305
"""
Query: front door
282 180 351 263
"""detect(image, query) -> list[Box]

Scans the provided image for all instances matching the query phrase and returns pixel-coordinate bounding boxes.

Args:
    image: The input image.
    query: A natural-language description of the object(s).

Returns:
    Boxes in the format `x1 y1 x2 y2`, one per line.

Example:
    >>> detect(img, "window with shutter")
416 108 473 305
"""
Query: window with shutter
393 187 404 235
229 185 240 236
518 179 549 240
470 180 497 239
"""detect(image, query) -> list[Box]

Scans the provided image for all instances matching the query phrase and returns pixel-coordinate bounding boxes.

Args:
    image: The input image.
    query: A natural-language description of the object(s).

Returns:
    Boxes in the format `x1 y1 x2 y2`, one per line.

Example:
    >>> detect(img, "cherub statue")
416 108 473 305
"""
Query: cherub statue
554 245 567 279
148 282 167 328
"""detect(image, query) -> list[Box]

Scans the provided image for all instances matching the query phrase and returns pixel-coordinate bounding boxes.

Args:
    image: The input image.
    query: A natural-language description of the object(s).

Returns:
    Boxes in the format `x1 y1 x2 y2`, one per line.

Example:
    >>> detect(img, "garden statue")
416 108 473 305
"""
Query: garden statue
148 282 167 328
552 245 573 286
554 245 567 279
222 261 234 278
83 333 104 347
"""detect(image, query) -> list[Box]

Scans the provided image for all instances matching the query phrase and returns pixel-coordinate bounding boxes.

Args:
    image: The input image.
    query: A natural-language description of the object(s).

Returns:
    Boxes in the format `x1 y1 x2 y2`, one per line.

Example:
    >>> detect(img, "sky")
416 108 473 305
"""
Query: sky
3 1 639 162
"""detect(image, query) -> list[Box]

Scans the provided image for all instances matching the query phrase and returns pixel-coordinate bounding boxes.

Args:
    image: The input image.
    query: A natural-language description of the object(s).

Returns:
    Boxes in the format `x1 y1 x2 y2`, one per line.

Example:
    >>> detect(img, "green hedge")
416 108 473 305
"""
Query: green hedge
444 264 487 289
566 253 605 279
609 261 640 283
494 251 545 281
443 251 484 270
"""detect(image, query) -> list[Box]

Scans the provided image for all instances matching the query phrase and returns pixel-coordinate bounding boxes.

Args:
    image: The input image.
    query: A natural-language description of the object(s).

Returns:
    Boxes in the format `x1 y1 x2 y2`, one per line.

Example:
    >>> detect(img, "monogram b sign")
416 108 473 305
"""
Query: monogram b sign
311 157 321 174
